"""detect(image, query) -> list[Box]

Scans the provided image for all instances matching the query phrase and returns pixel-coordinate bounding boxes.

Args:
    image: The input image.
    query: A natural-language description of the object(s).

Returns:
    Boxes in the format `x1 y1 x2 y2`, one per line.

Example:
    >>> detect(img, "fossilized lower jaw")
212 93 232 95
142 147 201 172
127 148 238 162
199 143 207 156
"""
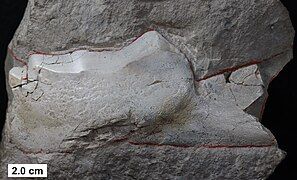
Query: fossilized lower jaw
6 30 277 151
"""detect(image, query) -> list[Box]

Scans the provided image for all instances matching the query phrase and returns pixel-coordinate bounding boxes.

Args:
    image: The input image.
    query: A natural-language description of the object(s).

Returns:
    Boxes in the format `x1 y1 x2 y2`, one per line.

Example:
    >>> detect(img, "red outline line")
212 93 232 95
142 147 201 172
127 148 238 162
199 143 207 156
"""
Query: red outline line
128 141 275 149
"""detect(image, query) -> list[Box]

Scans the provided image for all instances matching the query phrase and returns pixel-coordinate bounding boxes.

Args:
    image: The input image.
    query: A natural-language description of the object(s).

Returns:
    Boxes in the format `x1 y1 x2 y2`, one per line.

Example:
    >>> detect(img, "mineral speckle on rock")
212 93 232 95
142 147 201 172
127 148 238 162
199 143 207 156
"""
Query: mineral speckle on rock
1 0 294 179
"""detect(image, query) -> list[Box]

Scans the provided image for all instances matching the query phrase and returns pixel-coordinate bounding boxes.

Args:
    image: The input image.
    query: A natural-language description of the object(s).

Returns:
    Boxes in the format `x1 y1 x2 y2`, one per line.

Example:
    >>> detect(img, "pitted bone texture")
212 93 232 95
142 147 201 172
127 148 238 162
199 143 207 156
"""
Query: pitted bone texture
1 0 294 179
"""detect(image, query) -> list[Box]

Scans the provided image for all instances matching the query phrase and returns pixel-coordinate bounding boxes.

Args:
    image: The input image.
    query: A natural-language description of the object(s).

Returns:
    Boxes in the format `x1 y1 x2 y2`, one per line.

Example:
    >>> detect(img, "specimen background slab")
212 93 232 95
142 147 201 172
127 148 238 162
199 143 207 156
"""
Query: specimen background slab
0 0 294 179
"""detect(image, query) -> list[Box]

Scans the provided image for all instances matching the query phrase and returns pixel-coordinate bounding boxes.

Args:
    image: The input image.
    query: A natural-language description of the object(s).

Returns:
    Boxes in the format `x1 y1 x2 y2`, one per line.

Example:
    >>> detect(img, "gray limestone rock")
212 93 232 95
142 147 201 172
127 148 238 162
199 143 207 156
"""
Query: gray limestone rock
1 0 294 179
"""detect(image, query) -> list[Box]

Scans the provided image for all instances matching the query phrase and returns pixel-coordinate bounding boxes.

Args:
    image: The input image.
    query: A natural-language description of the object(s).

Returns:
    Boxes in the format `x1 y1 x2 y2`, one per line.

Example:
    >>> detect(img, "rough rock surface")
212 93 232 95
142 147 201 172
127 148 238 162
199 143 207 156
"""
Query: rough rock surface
0 0 294 179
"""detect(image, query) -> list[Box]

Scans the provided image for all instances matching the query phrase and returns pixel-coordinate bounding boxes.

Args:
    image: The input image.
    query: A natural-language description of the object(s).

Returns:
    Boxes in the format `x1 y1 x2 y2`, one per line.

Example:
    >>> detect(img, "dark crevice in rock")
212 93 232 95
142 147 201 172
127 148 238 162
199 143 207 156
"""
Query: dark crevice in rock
224 72 232 83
